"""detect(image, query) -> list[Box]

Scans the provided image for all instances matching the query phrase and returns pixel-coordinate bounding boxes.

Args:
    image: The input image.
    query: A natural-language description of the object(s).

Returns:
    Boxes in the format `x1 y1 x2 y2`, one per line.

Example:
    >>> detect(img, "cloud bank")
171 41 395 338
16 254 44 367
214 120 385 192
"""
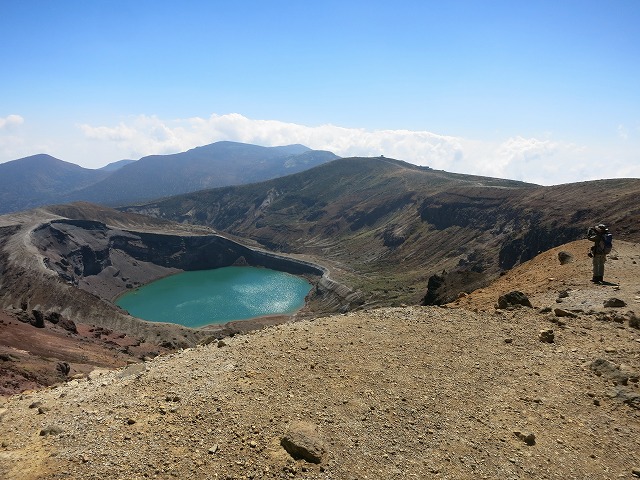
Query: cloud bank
1 113 638 185
79 113 630 185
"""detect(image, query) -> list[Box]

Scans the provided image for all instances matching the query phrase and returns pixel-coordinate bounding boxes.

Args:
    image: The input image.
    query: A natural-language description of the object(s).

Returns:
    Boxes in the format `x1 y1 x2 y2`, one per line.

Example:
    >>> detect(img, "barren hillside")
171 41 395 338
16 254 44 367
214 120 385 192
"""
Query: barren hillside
1 240 638 479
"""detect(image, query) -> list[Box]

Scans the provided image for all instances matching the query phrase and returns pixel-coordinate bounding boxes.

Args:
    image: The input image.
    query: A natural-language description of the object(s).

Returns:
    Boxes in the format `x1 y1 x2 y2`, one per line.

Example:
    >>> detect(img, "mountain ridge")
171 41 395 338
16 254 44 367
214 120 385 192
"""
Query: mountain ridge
0 142 340 214
124 156 640 306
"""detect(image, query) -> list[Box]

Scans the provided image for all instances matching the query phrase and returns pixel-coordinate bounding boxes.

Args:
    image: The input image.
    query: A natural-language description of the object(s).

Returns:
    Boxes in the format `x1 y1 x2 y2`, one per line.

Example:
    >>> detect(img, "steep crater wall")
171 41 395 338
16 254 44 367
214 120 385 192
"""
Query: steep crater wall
31 219 355 316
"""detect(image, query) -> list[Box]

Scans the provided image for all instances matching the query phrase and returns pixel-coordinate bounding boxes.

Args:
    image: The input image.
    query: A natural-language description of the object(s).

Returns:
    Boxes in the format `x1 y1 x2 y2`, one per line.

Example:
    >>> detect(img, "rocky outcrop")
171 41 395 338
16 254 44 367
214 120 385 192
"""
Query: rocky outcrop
421 270 489 306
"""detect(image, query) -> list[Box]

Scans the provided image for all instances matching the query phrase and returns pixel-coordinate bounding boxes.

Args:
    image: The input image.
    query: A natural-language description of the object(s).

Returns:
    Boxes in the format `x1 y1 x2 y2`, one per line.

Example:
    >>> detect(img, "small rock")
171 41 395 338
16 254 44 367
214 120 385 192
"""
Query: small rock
281 421 326 464
632 467 640 477
504 338 513 344
39 426 63 436
497 291 533 309
514 430 536 446
539 329 555 343
217 340 227 348
554 308 577 318
208 444 219 454
558 251 573 265
126 418 136 425
604 298 626 308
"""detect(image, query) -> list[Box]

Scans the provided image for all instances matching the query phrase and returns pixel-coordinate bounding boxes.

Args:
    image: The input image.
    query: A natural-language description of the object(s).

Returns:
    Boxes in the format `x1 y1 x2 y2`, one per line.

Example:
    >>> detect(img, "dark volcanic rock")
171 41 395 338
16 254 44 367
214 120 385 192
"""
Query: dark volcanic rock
30 310 45 328
558 251 574 264
497 291 533 309
604 298 626 308
422 270 489 306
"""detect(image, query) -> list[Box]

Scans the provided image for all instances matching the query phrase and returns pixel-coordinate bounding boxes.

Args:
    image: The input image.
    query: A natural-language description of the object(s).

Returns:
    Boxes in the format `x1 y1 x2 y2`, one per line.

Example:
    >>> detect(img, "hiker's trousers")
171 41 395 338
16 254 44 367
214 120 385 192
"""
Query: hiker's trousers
592 254 606 277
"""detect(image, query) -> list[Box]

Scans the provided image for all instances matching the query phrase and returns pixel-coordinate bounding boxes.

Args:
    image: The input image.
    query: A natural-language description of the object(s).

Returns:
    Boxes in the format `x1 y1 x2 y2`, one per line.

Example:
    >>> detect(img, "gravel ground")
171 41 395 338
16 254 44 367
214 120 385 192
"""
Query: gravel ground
1 239 639 479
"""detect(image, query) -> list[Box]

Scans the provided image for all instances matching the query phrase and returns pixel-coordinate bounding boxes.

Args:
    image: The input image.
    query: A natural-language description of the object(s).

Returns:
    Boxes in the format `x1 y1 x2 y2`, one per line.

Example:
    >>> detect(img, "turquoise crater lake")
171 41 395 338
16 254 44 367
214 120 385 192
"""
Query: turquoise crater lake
115 267 312 328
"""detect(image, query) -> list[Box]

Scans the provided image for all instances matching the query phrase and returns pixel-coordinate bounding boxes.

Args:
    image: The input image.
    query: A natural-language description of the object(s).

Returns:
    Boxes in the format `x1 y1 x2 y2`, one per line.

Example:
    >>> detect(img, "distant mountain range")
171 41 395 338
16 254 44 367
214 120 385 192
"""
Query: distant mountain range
0 142 339 214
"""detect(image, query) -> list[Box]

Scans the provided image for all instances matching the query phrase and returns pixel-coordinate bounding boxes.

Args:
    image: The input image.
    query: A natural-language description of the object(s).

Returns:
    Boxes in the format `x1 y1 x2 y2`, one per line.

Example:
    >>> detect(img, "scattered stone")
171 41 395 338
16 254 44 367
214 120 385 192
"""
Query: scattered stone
208 444 219 454
627 311 640 329
39 426 63 436
554 308 577 318
126 418 136 425
504 338 513 344
557 251 573 265
632 467 640 477
604 298 626 308
281 421 326 464
497 291 533 309
217 340 227 348
538 329 555 343
513 430 536 446
557 290 569 299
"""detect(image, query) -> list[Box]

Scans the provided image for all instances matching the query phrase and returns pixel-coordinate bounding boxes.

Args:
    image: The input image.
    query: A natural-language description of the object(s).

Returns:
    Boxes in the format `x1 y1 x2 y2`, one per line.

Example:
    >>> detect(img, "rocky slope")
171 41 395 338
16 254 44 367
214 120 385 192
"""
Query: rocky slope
1 240 638 479
127 157 640 307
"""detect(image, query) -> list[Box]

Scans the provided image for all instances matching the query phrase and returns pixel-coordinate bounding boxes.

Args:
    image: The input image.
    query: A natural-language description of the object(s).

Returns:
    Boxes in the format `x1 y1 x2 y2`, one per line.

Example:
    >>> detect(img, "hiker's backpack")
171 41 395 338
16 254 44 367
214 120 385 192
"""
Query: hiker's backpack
603 233 613 254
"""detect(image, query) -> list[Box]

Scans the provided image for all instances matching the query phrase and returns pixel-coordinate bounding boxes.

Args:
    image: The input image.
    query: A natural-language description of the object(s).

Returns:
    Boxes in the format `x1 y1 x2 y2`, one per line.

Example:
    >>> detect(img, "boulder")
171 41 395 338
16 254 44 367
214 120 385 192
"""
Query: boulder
497 291 533 309
604 298 626 308
281 421 326 464
30 310 45 328
557 251 574 265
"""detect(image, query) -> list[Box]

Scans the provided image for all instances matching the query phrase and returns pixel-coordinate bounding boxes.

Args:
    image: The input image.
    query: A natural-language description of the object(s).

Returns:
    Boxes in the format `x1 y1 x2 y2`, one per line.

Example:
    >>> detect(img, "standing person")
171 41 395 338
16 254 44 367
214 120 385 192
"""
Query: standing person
587 224 612 283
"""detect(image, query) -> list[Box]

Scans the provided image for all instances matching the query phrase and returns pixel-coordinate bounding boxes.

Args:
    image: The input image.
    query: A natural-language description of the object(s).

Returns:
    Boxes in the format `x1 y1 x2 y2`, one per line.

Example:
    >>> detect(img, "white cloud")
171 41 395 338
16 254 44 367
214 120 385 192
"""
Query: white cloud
0 114 24 130
618 124 628 140
3 112 636 185
80 113 600 184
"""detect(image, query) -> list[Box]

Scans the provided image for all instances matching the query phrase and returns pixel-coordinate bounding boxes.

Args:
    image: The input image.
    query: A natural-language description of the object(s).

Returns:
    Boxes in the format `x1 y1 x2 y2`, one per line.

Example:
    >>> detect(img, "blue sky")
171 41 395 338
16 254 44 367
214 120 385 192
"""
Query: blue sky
1 0 639 185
